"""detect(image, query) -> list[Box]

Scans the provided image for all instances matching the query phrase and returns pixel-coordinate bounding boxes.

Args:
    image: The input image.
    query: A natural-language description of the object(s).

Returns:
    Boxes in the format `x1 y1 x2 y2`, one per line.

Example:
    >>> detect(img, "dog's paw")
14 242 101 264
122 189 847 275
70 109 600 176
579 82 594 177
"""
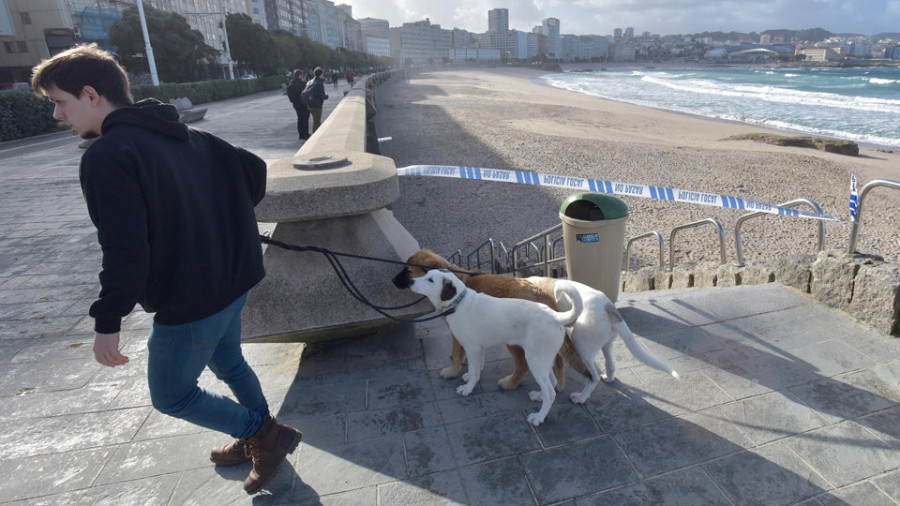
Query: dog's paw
528 390 542 402
461 372 470 382
456 384 474 396
570 392 588 404
497 376 517 390
526 413 545 426
440 365 462 379
601 373 615 384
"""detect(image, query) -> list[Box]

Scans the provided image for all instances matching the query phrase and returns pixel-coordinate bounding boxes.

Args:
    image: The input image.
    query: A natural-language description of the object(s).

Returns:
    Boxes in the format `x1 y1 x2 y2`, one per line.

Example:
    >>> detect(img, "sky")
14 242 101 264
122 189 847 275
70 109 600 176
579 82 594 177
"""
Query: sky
338 0 899 37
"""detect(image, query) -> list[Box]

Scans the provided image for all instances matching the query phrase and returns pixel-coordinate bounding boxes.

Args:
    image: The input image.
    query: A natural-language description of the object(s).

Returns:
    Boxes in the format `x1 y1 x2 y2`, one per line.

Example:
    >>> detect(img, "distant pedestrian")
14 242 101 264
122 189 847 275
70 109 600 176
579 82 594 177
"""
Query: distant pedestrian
305 66 329 133
30 43 302 496
286 69 310 140
347 71 354 87
332 70 339 89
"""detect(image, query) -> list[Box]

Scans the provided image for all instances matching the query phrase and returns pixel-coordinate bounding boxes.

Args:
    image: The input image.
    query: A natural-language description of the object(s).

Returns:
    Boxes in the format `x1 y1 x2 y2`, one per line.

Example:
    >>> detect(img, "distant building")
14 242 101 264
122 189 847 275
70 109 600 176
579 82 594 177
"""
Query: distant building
797 46 841 61
609 42 635 62
390 18 451 66
542 17 559 58
359 17 390 57
1 0 76 83
487 8 507 34
886 44 900 60
561 34 609 61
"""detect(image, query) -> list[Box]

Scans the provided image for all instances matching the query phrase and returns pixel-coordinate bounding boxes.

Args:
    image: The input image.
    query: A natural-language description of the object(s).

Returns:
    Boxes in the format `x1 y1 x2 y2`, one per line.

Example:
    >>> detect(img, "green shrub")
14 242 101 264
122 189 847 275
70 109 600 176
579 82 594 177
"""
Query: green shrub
0 91 58 142
1 76 284 142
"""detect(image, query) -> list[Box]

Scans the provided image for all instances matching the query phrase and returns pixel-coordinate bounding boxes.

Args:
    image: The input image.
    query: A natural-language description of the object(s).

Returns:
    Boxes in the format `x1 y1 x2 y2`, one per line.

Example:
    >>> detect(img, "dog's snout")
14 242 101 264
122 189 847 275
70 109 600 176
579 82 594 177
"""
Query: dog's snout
392 268 411 289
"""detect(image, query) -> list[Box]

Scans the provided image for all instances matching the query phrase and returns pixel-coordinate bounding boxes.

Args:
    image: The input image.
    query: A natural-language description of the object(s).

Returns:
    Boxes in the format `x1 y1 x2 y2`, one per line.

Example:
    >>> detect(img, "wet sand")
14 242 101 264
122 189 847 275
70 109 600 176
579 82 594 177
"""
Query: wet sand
375 67 900 268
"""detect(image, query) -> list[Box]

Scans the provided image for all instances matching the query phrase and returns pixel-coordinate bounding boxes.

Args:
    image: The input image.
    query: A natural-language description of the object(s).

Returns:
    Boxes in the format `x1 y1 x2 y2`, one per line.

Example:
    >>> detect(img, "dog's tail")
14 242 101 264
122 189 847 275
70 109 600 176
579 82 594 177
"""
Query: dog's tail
551 282 583 327
607 302 680 379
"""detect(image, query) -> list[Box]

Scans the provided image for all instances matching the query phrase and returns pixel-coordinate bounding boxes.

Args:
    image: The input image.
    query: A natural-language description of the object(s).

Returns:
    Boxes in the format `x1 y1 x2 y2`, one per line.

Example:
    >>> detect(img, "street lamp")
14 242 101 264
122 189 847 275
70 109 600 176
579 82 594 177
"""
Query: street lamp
136 0 159 85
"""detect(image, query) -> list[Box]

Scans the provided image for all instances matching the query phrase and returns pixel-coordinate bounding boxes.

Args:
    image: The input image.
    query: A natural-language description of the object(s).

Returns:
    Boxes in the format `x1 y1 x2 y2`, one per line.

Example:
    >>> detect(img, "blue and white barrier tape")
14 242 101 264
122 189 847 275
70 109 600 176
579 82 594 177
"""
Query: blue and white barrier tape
397 165 850 223
849 173 858 221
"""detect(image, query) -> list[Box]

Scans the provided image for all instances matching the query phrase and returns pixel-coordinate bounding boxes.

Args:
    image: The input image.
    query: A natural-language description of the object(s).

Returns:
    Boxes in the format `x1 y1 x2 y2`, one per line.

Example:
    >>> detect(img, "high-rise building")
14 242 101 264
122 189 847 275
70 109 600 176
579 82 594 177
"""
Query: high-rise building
359 17 390 56
542 17 559 58
487 8 507 34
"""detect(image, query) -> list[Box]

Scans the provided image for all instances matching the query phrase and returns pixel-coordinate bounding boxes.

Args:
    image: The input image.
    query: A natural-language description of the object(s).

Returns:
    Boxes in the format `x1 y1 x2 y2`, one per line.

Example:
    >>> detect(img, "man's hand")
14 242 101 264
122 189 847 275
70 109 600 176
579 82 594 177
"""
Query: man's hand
93 332 130 367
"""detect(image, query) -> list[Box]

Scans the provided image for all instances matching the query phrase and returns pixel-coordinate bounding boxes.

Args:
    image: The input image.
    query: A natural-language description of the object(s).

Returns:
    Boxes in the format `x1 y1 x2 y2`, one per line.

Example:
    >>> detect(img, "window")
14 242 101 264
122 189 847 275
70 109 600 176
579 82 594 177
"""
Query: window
4 41 14 53
20 12 31 24
16 41 27 52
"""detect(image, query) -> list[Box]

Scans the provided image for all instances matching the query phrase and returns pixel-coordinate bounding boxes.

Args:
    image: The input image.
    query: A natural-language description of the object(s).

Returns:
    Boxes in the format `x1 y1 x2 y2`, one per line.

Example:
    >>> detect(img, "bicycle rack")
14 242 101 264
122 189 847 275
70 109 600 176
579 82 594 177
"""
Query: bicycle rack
669 218 726 271
626 231 665 270
847 179 900 254
734 198 825 267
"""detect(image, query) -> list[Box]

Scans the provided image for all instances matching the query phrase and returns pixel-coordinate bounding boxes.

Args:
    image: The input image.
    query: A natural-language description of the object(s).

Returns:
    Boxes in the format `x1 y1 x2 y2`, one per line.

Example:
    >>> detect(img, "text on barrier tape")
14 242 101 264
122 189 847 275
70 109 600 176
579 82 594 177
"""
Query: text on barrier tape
396 165 850 223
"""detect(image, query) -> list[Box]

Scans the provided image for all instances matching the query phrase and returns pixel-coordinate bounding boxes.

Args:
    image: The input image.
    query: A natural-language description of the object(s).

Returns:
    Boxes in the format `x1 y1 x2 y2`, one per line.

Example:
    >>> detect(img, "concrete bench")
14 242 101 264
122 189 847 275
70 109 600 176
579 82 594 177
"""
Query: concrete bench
169 97 207 123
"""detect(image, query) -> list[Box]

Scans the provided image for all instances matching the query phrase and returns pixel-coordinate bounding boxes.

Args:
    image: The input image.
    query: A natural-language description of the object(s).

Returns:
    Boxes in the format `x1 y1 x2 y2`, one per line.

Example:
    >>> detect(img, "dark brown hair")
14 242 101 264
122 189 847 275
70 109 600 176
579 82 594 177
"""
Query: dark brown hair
31 43 133 106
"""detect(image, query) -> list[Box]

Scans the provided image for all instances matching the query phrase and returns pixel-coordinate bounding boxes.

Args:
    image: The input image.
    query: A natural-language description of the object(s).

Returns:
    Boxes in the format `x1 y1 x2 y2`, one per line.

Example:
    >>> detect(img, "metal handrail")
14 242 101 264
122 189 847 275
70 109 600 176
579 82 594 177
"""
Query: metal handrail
446 249 463 268
626 231 665 271
466 238 497 272
669 218 726 271
734 198 825 267
848 179 900 254
511 223 565 277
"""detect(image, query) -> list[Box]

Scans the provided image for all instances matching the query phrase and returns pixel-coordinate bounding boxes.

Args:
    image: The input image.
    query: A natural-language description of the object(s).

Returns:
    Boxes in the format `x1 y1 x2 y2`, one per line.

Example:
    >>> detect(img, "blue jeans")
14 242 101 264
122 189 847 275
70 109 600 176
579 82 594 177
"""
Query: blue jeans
147 293 268 440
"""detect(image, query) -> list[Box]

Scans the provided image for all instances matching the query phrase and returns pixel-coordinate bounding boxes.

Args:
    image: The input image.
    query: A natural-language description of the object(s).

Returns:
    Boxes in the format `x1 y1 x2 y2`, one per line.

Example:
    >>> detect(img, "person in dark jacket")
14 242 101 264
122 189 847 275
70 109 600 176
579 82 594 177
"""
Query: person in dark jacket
286 68 309 139
305 66 329 133
30 43 301 496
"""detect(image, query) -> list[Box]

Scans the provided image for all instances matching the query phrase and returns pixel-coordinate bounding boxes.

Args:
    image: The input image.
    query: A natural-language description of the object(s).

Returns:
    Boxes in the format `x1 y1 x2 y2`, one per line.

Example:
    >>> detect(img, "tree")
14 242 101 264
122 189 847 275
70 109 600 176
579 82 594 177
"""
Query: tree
225 13 279 76
109 6 218 83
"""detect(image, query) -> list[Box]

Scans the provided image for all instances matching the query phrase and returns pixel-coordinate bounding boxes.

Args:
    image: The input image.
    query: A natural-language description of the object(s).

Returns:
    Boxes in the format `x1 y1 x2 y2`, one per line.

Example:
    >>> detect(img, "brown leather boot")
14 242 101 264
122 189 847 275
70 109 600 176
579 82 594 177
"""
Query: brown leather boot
209 439 250 466
243 417 302 494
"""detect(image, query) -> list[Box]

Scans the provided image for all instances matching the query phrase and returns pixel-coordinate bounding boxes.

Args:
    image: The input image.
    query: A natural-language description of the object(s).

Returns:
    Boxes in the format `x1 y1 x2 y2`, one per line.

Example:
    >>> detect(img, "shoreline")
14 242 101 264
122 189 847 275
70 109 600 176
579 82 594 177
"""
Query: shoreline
545 64 900 152
377 67 900 268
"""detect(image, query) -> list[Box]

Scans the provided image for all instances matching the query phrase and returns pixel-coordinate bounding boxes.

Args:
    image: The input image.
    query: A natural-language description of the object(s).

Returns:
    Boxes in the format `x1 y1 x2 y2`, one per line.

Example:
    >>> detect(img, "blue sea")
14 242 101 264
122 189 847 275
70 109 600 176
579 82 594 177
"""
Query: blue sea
542 66 900 149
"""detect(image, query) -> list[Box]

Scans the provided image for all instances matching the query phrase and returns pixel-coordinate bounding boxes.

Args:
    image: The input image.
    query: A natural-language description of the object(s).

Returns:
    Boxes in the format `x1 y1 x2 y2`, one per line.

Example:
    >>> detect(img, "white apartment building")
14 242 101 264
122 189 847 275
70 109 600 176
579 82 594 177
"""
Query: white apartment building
561 34 609 61
359 17 389 56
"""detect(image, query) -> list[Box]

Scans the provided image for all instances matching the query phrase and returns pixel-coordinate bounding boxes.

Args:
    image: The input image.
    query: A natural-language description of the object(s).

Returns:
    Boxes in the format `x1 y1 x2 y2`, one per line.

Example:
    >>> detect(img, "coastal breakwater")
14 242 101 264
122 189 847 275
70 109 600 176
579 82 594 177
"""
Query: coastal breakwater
621 250 900 336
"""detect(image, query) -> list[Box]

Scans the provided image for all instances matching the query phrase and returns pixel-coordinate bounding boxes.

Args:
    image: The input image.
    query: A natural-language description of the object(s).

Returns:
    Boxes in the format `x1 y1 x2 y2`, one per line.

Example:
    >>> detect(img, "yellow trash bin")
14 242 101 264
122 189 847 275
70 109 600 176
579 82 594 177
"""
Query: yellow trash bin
559 193 628 302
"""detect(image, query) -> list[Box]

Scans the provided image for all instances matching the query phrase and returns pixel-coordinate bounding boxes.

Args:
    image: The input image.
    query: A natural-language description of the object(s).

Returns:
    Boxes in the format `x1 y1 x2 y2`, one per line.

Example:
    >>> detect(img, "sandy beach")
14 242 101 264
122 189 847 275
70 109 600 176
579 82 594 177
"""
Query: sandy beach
375 67 900 269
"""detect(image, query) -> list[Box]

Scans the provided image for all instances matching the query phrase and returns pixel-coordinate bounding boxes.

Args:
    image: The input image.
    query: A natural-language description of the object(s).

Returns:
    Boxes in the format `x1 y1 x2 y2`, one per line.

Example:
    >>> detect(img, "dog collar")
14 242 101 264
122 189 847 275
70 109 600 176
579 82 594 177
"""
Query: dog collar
442 287 468 316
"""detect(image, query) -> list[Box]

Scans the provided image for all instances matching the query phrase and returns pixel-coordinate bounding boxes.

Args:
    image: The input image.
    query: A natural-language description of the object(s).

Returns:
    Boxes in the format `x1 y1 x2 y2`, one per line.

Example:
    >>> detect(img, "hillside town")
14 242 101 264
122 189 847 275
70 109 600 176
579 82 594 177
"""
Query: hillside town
2 0 899 85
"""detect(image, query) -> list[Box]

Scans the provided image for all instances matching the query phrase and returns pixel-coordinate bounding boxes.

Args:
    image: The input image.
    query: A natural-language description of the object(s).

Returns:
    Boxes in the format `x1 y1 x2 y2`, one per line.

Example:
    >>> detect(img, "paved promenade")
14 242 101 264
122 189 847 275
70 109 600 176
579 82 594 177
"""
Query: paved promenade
1 81 900 505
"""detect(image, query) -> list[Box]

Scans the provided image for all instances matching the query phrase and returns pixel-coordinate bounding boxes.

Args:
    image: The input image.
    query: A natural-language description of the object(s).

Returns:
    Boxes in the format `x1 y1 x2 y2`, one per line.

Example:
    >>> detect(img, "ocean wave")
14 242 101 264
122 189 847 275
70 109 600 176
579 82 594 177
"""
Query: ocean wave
869 77 898 85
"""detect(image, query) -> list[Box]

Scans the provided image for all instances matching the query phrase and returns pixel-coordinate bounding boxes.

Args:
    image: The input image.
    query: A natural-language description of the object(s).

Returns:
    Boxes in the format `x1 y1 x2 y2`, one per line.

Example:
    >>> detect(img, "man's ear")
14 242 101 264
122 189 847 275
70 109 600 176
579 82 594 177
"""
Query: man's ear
440 279 457 302
80 85 102 105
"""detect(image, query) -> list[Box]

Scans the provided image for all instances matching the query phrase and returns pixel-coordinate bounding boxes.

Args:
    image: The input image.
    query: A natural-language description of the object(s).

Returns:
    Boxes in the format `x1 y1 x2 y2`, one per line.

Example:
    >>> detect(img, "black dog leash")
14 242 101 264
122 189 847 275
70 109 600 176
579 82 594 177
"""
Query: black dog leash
259 235 460 322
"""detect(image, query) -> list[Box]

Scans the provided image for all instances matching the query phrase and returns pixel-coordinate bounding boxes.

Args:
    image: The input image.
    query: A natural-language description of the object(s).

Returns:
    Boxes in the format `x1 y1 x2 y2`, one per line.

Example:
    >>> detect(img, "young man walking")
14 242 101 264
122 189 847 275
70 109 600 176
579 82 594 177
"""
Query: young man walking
31 44 301 495
286 69 310 140
305 66 329 133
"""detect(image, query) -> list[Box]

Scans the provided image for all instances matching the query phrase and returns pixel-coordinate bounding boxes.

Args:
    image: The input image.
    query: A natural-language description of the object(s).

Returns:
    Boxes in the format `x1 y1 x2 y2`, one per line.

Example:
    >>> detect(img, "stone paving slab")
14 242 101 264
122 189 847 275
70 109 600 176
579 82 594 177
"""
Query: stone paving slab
2 83 900 505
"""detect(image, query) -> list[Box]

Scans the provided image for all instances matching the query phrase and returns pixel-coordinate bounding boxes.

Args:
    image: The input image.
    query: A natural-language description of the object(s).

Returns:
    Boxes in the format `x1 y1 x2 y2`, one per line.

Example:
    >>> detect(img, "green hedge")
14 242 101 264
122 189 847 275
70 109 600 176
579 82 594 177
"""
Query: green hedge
0 91 58 142
0 76 285 142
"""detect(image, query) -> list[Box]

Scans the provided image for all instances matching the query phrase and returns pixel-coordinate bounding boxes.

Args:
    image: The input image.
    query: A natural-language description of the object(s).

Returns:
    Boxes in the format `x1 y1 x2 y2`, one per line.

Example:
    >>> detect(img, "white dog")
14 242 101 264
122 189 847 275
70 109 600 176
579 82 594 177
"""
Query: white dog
409 270 583 426
528 277 680 404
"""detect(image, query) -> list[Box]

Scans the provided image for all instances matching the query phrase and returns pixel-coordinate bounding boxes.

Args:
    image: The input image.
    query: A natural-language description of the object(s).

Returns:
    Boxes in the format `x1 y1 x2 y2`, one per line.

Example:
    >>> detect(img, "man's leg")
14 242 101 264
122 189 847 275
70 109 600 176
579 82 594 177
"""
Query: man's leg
147 294 262 439
310 107 322 132
299 107 310 138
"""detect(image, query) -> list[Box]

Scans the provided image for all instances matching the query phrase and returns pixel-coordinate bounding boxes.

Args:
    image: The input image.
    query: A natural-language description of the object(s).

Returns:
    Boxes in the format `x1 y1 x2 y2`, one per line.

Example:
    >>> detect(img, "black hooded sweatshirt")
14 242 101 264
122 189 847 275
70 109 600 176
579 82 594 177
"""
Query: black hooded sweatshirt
80 98 266 333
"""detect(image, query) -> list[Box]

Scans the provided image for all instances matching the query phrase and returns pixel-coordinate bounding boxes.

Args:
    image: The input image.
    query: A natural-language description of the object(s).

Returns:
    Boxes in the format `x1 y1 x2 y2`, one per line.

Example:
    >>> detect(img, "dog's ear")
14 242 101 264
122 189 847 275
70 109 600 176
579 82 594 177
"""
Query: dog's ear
391 268 411 289
440 278 457 302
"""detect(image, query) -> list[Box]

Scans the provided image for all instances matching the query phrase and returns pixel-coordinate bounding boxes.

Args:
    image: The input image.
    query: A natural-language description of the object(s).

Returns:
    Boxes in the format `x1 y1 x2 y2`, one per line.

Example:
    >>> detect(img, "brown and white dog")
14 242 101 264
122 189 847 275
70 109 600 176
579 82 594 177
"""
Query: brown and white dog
392 249 591 390
408 270 582 425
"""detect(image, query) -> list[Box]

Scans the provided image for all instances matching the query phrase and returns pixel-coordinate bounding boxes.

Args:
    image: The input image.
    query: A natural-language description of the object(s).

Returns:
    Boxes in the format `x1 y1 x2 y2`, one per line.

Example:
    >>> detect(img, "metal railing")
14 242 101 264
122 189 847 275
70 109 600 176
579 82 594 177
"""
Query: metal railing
734 198 825 267
847 179 900 254
511 223 565 278
669 218 726 271
464 238 509 273
626 231 665 271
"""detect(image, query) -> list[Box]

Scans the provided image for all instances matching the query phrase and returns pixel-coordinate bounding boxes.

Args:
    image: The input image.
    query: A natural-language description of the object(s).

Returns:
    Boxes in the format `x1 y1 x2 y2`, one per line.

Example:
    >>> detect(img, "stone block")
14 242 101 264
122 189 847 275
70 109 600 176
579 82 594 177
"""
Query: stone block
742 259 776 286
849 261 900 336
693 261 720 288
774 253 815 293
810 250 861 311
717 264 743 287
670 264 694 290
621 266 656 293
